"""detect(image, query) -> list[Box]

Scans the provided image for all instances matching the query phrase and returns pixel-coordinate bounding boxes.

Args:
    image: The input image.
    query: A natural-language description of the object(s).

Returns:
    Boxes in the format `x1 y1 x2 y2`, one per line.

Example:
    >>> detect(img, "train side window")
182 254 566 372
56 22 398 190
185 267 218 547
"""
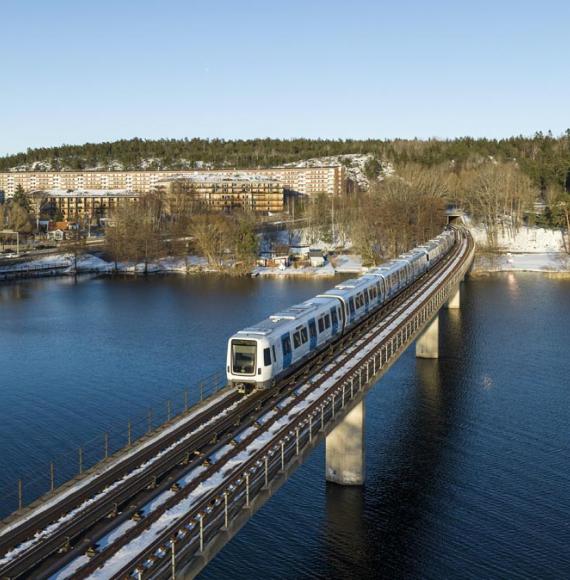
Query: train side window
293 332 302 349
272 345 276 362
263 348 271 366
300 327 308 344
325 314 331 328
364 291 369 304
349 298 355 314
318 317 325 333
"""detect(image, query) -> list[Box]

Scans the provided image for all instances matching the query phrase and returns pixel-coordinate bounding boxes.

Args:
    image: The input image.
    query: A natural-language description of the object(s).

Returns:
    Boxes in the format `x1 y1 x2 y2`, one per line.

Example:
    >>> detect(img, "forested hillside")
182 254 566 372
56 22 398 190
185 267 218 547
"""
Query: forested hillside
1 133 569 191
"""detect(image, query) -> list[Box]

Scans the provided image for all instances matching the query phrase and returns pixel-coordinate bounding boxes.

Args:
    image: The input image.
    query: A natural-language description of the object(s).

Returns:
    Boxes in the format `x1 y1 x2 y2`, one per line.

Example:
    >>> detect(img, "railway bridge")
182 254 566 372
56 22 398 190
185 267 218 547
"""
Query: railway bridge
0 228 475 580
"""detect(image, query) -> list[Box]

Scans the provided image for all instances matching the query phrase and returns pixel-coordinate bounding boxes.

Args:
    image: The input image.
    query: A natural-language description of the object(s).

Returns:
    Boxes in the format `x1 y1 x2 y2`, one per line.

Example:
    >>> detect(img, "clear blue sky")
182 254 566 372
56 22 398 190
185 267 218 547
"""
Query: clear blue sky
1 0 569 156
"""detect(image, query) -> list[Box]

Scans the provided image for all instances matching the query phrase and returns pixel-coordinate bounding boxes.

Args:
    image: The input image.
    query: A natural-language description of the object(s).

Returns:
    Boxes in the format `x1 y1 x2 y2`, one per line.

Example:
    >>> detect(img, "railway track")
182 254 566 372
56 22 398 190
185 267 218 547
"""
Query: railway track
51 230 471 579
0 229 469 579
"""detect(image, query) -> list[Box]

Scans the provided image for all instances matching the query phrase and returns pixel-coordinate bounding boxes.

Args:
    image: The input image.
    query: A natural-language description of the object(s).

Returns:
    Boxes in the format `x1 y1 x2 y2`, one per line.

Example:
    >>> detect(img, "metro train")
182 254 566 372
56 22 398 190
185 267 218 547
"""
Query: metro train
227 229 456 392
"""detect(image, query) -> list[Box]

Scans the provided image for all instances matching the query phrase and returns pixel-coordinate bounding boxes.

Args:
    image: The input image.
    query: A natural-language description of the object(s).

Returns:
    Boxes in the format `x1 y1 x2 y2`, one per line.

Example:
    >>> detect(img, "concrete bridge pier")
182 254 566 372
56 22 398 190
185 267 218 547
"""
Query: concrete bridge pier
326 400 365 485
416 314 439 358
447 285 461 309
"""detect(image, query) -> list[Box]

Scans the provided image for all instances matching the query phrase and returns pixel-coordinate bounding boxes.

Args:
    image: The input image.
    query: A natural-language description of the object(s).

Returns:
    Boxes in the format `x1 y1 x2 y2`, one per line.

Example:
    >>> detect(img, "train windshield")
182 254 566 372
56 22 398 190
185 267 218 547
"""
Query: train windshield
231 340 257 375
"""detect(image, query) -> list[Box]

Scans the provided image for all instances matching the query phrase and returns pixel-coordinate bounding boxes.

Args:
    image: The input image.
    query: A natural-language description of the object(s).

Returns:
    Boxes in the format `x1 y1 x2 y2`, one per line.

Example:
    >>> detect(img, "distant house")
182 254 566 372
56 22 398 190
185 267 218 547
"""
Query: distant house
309 249 326 267
258 250 290 268
289 244 310 259
47 229 64 241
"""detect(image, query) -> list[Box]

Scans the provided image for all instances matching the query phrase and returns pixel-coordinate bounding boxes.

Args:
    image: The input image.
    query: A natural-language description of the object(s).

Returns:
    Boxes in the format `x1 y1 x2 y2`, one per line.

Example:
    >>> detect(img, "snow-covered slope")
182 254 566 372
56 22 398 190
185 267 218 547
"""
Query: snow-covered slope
470 225 567 253
281 154 393 190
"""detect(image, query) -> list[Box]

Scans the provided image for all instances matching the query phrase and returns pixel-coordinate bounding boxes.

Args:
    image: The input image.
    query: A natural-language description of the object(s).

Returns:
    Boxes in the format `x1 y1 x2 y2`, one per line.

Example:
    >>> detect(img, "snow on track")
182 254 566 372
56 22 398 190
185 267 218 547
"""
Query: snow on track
0 388 234 566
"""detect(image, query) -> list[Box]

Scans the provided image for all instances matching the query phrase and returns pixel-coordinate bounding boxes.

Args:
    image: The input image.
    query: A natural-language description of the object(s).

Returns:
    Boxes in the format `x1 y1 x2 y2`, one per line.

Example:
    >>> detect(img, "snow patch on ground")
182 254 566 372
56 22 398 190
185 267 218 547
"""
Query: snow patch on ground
0 253 211 278
331 254 364 273
470 225 567 253
469 225 569 273
252 263 337 277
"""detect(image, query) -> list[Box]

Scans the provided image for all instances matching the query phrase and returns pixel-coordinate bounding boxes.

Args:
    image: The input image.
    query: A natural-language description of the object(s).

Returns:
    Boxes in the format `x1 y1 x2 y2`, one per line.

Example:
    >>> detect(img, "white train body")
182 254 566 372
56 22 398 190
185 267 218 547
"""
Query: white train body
227 229 456 392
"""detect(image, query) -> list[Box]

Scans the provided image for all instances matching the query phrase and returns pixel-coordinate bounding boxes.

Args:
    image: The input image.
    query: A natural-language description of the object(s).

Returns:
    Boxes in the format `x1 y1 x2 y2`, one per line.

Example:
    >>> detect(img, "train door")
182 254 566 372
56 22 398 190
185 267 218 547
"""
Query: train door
330 307 339 334
348 297 356 323
281 333 292 369
338 305 346 333
364 289 370 312
308 319 317 350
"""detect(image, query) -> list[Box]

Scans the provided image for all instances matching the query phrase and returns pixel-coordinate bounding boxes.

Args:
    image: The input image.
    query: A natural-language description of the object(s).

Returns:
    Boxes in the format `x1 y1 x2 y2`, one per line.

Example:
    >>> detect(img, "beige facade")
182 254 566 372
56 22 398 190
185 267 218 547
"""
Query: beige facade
42 190 139 222
159 173 284 213
0 165 346 199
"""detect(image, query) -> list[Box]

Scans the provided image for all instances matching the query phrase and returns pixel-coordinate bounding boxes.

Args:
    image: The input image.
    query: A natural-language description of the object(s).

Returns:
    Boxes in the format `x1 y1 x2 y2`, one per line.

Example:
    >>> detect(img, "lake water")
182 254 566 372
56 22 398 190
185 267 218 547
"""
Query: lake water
0 273 569 578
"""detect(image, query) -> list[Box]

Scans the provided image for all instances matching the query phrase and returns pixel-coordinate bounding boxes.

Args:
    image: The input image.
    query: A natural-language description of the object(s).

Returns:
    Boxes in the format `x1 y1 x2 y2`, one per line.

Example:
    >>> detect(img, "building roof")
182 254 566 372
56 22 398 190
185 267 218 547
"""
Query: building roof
157 172 281 184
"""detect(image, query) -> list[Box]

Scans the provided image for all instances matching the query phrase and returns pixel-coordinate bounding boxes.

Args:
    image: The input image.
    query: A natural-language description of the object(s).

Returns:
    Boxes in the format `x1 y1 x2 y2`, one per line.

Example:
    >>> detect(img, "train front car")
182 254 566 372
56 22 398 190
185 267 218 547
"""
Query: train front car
227 297 342 394
227 332 273 393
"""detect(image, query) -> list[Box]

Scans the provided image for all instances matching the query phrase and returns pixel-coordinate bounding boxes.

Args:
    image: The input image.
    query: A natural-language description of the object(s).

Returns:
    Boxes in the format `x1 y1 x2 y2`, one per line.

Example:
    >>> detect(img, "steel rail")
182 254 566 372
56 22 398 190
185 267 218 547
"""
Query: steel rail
72 230 471 579
0 387 242 575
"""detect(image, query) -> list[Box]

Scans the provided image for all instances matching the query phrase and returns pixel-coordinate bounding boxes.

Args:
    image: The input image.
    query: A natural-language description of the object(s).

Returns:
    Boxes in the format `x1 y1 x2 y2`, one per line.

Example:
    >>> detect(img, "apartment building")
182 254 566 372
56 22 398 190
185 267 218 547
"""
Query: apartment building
0 165 346 199
42 189 139 222
158 173 284 213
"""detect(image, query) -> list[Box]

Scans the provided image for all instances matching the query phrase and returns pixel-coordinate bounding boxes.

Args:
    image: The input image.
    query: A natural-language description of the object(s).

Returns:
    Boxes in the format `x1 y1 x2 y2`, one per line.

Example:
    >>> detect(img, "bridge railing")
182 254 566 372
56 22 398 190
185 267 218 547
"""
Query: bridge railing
0 370 226 521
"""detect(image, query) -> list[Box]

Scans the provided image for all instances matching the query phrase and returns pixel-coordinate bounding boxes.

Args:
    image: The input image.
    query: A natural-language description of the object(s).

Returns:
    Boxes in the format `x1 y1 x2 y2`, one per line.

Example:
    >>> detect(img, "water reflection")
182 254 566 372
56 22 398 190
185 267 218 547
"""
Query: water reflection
0 283 30 302
320 313 466 579
505 272 521 300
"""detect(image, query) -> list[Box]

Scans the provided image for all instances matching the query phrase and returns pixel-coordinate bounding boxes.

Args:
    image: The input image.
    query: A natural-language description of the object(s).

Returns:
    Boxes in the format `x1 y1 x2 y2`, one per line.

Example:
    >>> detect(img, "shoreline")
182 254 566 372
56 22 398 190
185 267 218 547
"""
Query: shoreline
469 252 570 278
469 269 570 279
1 251 569 284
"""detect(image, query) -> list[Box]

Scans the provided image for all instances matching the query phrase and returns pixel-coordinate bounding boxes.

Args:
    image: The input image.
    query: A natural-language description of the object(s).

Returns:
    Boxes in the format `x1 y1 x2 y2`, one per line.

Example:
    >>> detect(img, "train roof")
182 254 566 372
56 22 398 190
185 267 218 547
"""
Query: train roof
235 296 335 338
332 277 371 290
418 240 439 250
372 260 407 274
318 274 377 301
405 248 428 260
231 231 455 342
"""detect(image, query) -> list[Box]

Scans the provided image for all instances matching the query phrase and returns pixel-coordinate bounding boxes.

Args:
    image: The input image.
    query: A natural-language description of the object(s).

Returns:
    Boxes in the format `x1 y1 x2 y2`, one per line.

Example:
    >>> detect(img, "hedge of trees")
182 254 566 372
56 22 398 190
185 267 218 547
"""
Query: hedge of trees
1 132 569 191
